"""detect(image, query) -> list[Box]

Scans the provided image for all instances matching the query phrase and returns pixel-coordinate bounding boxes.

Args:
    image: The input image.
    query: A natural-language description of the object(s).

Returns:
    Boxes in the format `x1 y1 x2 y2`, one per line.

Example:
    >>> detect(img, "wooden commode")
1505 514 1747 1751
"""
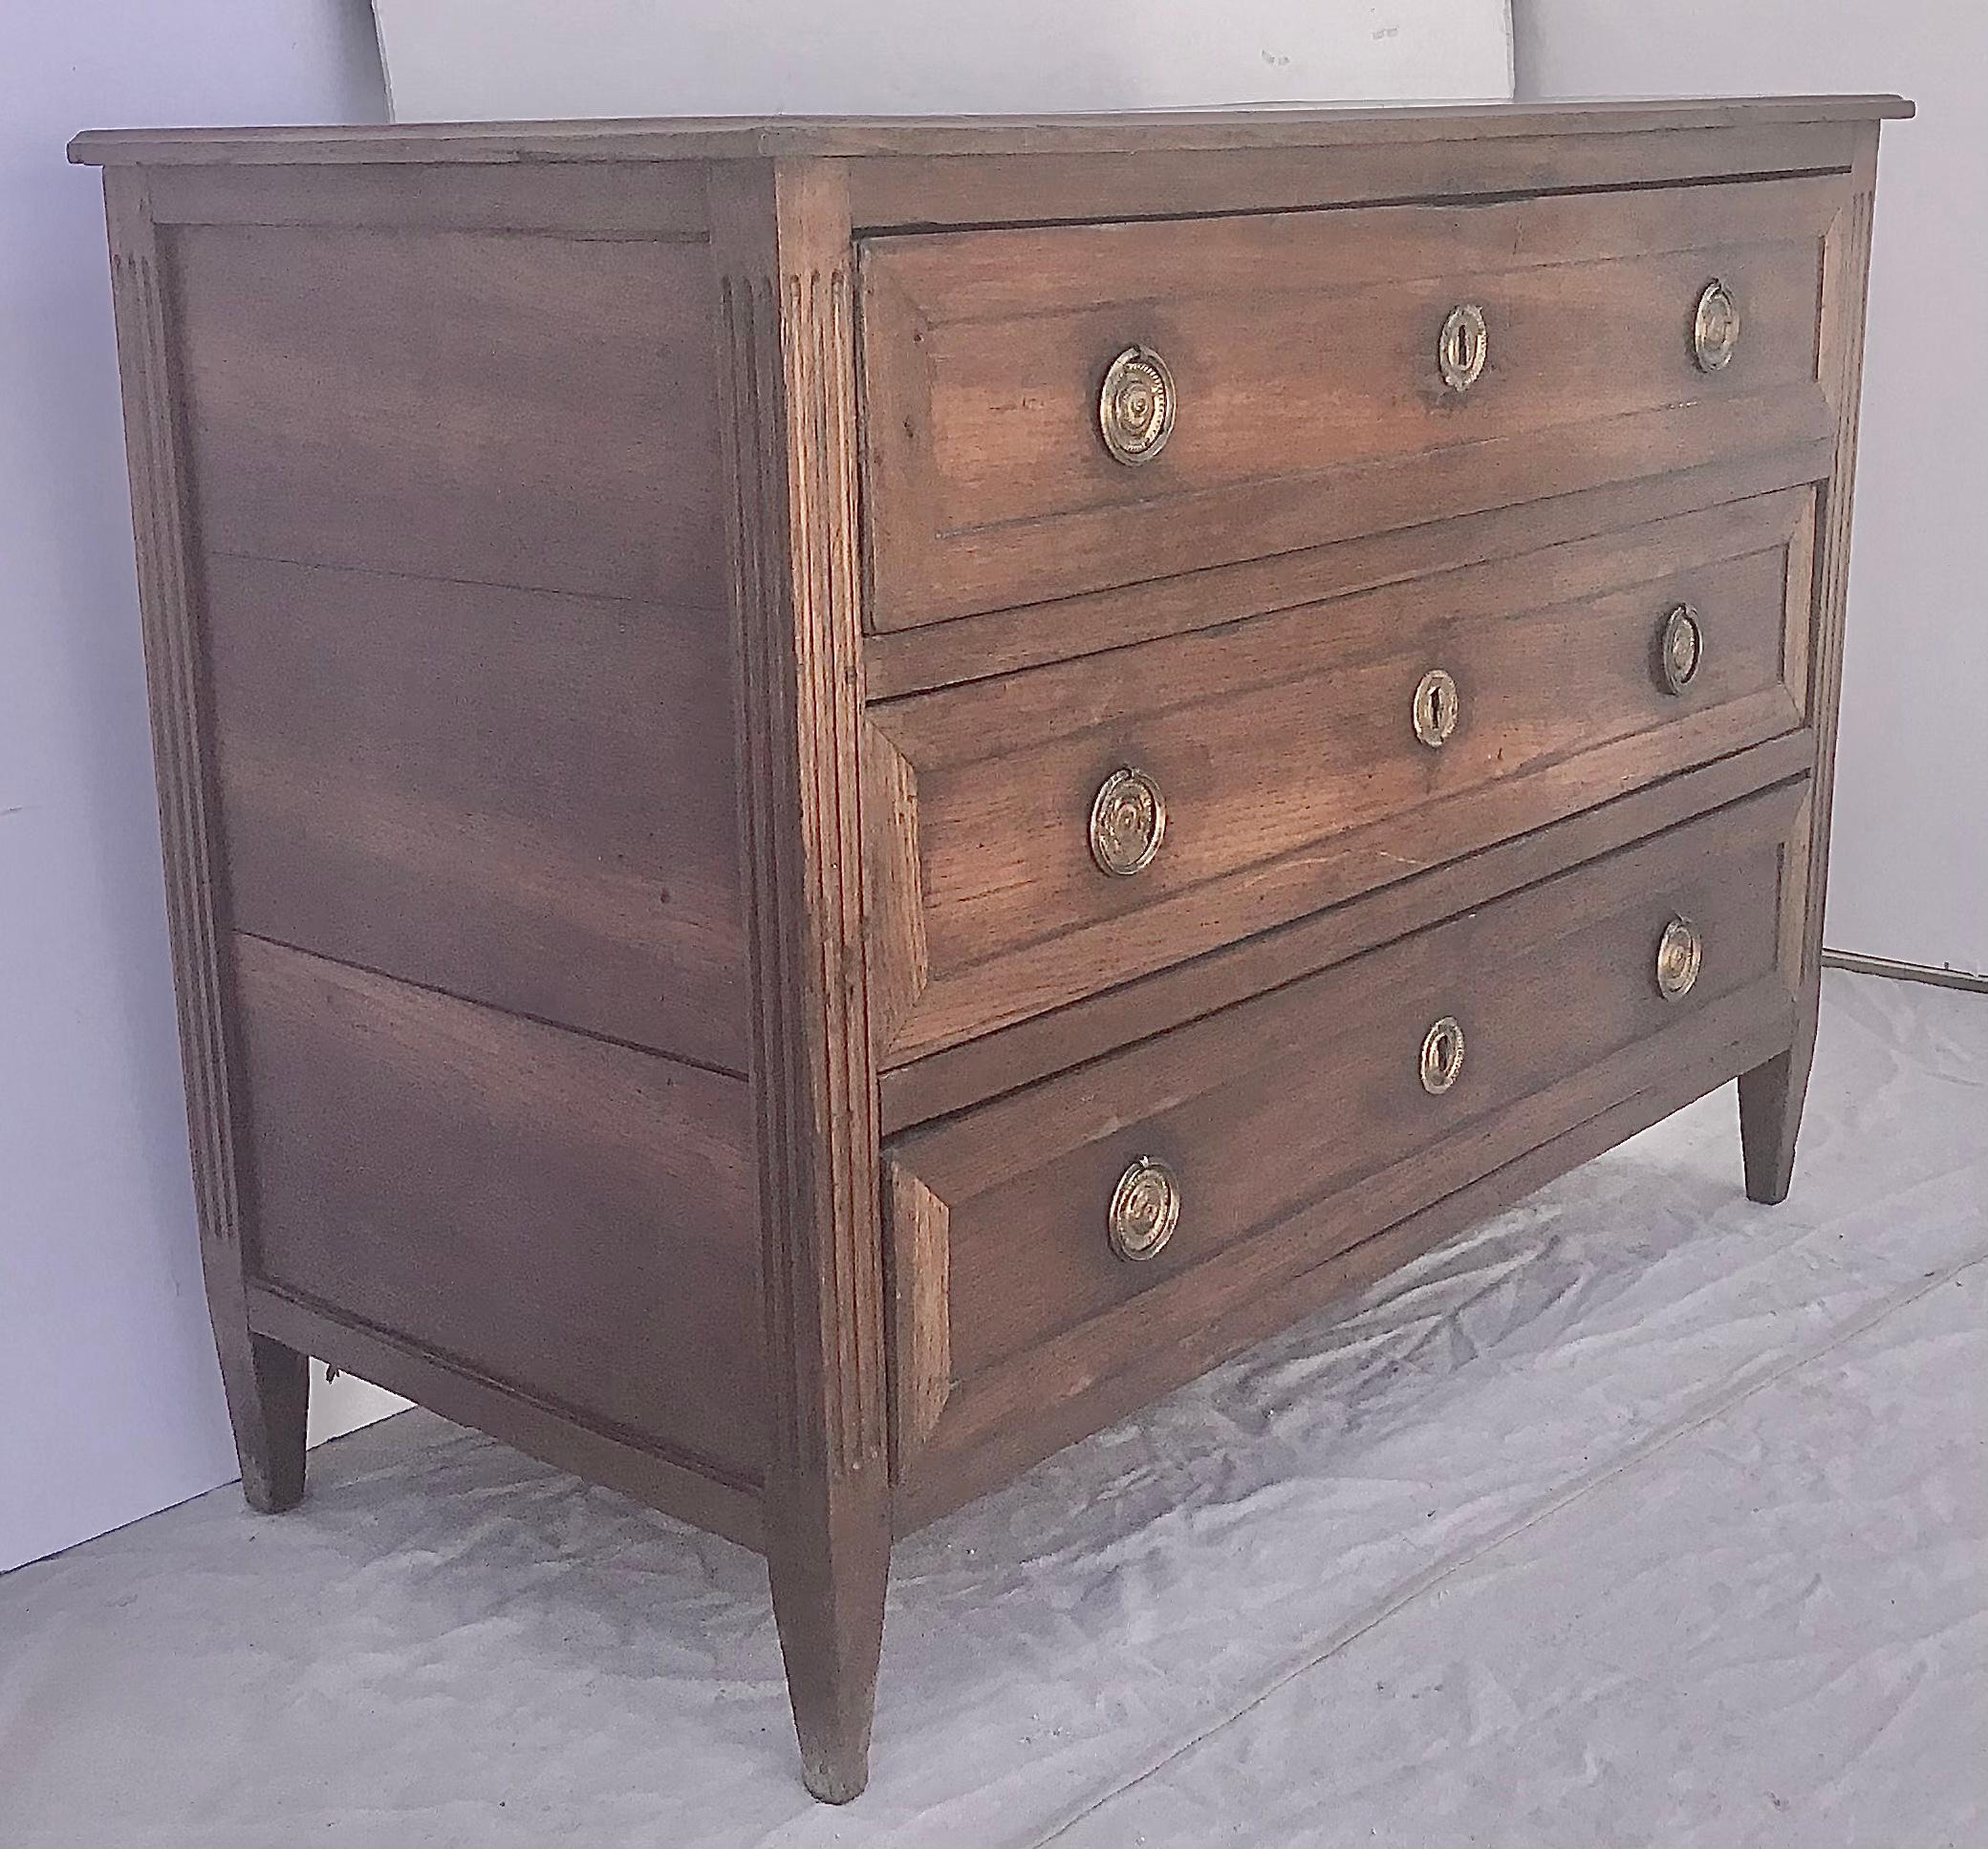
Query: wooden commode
70 97 1909 1801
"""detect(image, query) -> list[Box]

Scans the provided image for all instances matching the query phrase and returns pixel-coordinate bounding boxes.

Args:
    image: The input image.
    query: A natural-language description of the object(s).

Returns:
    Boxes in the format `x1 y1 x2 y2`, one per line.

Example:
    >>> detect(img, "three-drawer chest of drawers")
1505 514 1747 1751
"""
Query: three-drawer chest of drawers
72 96 1908 1801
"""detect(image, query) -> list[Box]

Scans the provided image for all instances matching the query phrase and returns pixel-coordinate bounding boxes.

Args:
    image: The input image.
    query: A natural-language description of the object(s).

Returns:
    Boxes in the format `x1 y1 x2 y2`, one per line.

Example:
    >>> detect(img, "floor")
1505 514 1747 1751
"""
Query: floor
2 969 1982 1849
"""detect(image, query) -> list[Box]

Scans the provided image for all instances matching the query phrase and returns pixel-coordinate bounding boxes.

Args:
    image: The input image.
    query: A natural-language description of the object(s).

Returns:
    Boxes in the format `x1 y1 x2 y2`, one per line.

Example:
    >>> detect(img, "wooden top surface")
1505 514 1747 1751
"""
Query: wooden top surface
69 97 1912 167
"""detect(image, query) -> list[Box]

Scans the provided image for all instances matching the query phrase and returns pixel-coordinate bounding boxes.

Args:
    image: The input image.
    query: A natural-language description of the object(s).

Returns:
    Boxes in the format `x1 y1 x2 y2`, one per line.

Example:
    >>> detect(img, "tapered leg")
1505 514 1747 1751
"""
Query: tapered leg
103 177 311 1523
1739 144 1877 1205
766 1475 891 1803
217 1329 311 1513
1739 1041 1815 1206
711 161 895 1802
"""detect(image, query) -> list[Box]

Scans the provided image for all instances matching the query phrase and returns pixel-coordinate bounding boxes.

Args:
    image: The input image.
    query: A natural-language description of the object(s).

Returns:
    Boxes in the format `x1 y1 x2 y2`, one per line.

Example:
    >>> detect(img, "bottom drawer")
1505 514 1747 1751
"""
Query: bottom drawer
885 779 1807 1523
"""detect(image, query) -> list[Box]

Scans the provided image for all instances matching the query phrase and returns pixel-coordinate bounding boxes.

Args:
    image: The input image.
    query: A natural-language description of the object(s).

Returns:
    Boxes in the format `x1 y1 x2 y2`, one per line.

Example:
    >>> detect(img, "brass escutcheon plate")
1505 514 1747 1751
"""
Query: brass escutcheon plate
1660 603 1704 696
1414 668 1461 748
1438 302 1488 392
1098 345 1176 465
1420 1016 1467 1095
1656 915 1704 1000
1108 1155 1181 1262
1090 765 1167 877
1693 278 1741 372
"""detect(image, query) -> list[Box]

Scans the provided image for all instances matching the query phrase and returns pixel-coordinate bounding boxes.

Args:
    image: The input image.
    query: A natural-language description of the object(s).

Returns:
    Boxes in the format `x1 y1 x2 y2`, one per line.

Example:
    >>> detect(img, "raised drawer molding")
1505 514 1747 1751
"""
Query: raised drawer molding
73 97 1908 1803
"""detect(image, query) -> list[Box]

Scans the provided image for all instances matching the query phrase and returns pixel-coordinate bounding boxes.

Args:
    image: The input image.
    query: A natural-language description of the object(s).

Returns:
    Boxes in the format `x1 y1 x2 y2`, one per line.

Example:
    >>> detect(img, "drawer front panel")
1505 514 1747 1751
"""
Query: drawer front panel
866 488 1813 1066
860 176 1842 627
886 781 1805 1494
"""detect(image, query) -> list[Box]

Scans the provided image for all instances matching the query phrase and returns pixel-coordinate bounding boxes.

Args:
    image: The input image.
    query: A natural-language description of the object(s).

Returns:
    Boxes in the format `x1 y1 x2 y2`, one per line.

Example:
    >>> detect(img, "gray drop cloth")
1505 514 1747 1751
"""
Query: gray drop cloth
2 968 1983 1849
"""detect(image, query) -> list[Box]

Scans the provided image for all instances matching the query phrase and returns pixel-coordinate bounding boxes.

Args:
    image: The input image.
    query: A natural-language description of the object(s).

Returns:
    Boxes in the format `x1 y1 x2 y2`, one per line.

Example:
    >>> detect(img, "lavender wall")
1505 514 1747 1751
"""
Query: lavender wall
0 0 399 1572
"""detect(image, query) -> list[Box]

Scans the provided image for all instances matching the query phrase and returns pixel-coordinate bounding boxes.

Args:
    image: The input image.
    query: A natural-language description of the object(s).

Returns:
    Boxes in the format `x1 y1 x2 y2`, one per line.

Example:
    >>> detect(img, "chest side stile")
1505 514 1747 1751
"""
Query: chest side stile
706 156 892 1805
99 163 313 1516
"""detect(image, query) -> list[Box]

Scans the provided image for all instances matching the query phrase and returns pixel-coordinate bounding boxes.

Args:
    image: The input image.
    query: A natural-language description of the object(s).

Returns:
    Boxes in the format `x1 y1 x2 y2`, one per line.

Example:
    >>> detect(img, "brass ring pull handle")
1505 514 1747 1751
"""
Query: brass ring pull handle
1438 303 1489 392
1656 915 1704 1000
1108 1155 1181 1262
1413 668 1461 748
1098 345 1176 465
1419 1016 1467 1095
1089 766 1167 877
1659 604 1703 696
1693 279 1741 372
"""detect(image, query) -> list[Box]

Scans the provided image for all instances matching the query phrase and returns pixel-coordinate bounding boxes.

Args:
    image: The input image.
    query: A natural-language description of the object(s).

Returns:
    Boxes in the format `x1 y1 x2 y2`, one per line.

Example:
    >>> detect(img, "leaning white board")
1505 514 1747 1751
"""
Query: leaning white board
371 0 1514 121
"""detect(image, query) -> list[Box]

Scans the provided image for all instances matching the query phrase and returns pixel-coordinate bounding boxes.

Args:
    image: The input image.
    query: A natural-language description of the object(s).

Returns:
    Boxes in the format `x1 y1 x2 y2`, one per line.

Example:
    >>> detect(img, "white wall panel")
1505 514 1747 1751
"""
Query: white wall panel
373 0 1513 120
1513 0 1985 979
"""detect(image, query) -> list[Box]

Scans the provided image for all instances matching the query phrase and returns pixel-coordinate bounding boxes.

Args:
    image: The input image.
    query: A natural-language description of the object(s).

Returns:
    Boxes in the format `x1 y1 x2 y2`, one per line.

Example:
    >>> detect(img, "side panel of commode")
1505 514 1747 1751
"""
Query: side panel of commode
107 159 766 1543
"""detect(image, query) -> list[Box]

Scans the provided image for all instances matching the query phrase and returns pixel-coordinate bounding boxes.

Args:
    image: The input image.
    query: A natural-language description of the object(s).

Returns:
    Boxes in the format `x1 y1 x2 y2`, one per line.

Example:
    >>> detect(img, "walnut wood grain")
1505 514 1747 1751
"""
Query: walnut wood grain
144 159 710 236
67 97 1912 170
898 989 1799 1531
842 119 1868 230
860 720 928 1059
860 176 1842 627
710 159 889 1804
246 1282 762 1549
867 489 1815 1066
204 553 745 1074
863 446 1832 701
884 1165 951 1462
877 732 1818 1132
1740 126 1881 1203
170 221 722 605
102 168 312 1514
889 782 1805 1512
232 933 764 1481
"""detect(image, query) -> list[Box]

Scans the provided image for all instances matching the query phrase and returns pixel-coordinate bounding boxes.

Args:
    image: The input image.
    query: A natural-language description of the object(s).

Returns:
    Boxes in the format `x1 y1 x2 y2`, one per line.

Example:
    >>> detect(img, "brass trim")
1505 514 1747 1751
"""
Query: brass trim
1693 278 1740 372
1413 667 1460 748
1659 603 1703 696
1108 1155 1180 1262
1098 345 1176 465
1438 302 1488 392
1089 765 1166 877
1656 915 1704 1000
1419 1016 1466 1095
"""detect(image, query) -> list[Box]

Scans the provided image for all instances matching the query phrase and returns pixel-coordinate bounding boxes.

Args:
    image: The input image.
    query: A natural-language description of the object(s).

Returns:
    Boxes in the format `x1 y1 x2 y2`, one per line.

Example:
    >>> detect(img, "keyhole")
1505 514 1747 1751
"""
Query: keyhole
1439 304 1487 391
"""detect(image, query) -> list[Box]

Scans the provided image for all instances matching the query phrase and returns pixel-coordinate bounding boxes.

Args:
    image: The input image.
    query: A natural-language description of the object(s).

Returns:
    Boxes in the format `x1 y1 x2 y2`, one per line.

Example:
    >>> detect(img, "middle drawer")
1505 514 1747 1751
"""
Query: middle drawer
864 487 1813 1067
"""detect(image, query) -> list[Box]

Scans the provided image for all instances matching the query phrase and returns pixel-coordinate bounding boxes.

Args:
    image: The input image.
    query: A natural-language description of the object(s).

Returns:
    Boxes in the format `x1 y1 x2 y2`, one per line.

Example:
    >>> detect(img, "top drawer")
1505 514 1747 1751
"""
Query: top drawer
859 175 1842 629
